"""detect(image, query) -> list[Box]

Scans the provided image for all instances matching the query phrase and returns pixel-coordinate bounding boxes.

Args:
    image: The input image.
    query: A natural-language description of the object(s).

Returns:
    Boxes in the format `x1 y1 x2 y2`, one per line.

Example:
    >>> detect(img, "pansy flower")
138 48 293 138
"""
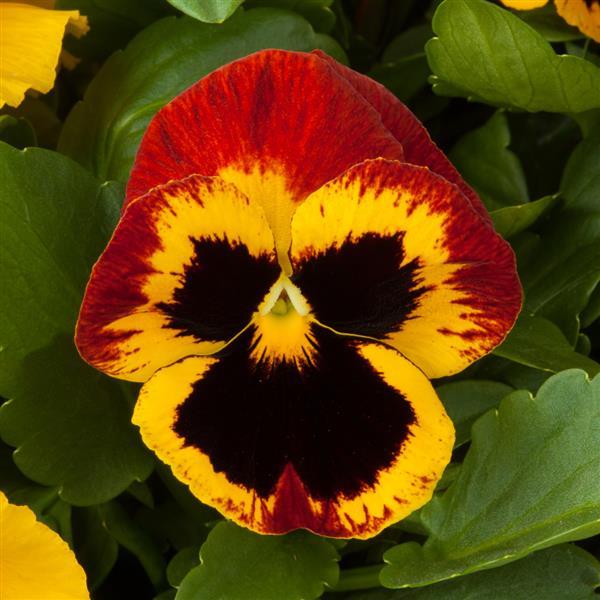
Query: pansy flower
0 492 89 599
76 50 521 539
500 0 600 42
0 1 89 108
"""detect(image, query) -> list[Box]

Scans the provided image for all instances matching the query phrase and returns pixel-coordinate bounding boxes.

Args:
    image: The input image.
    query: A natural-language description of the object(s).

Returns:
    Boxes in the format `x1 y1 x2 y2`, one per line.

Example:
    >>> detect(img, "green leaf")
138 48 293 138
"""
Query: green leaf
561 129 600 213
136 466 216 551
0 442 54 509
166 0 244 23
0 145 120 392
0 144 152 503
176 522 339 600
314 32 348 64
381 24 432 61
498 362 552 394
369 55 430 104
0 115 36 149
491 195 556 238
72 506 119 591
126 480 154 508
426 0 600 113
507 112 581 200
345 545 600 599
0 338 153 505
494 313 600 377
42 498 73 543
99 501 167 589
56 0 170 59
582 284 600 329
381 369 600 588
167 546 200 587
435 380 513 447
59 9 328 182
369 24 432 103
247 0 335 33
449 112 528 211
509 127 600 340
515 215 600 343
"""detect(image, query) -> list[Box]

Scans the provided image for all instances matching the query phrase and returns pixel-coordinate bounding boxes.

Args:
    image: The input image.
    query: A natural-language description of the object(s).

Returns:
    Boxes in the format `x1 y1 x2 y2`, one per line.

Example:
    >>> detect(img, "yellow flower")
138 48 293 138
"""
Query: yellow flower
500 0 600 42
0 491 89 599
0 1 88 109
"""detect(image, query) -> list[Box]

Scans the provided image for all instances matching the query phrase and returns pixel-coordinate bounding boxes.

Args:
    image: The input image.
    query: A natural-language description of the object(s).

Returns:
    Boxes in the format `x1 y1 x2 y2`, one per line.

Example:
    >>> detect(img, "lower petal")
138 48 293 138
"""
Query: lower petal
133 322 454 539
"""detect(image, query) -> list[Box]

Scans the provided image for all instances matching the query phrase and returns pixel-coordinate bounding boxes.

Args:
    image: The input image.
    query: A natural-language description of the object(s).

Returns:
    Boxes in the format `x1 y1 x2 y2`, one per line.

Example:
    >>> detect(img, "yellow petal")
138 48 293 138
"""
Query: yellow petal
76 175 280 382
555 0 600 42
289 159 521 379
0 3 89 108
499 0 549 9
0 492 89 599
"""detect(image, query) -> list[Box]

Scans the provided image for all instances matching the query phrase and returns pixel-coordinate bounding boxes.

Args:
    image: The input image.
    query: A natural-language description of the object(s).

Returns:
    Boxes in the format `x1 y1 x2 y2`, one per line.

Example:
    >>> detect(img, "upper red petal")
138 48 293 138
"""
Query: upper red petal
125 49 404 207
312 50 491 224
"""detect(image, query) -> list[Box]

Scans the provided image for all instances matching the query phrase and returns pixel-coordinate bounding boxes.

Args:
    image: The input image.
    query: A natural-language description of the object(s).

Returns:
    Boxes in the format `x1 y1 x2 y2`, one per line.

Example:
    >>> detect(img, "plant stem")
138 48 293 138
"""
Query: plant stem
582 38 591 60
330 565 383 592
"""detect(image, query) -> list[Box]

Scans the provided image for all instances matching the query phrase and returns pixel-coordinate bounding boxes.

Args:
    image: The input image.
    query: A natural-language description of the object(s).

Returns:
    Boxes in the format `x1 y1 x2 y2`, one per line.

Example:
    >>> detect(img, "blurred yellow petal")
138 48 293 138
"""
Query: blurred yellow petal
0 2 88 108
499 0 549 8
555 0 600 42
0 492 89 599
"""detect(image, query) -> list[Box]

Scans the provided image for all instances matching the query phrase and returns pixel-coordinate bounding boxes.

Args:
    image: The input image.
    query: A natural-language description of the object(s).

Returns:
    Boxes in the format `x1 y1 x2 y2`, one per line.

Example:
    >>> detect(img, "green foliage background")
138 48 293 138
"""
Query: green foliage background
1 0 599 598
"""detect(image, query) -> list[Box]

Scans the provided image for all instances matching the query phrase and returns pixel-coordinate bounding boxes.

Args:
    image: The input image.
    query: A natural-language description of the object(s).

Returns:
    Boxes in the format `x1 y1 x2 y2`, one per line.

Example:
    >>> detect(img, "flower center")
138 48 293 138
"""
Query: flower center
258 275 311 317
270 294 292 317
251 275 315 367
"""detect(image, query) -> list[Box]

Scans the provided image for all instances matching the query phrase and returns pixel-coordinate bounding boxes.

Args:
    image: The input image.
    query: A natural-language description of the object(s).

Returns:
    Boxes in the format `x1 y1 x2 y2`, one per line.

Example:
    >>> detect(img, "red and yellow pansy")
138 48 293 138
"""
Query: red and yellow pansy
76 50 521 539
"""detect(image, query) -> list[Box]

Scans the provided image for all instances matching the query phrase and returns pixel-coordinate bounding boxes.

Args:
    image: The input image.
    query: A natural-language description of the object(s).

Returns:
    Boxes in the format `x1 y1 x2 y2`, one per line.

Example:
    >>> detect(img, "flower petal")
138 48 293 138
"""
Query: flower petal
0 3 88 108
290 159 521 379
125 49 404 259
76 174 280 382
0 492 89 599
499 0 549 9
555 0 600 42
312 50 491 224
132 322 454 539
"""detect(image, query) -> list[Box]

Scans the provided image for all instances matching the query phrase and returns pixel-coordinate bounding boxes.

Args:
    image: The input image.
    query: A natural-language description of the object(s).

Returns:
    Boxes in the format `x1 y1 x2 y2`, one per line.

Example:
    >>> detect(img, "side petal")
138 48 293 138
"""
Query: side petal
290 159 521 379
0 492 89 599
0 3 88 108
125 49 404 257
132 322 454 539
76 175 280 382
555 0 600 42
312 49 491 224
